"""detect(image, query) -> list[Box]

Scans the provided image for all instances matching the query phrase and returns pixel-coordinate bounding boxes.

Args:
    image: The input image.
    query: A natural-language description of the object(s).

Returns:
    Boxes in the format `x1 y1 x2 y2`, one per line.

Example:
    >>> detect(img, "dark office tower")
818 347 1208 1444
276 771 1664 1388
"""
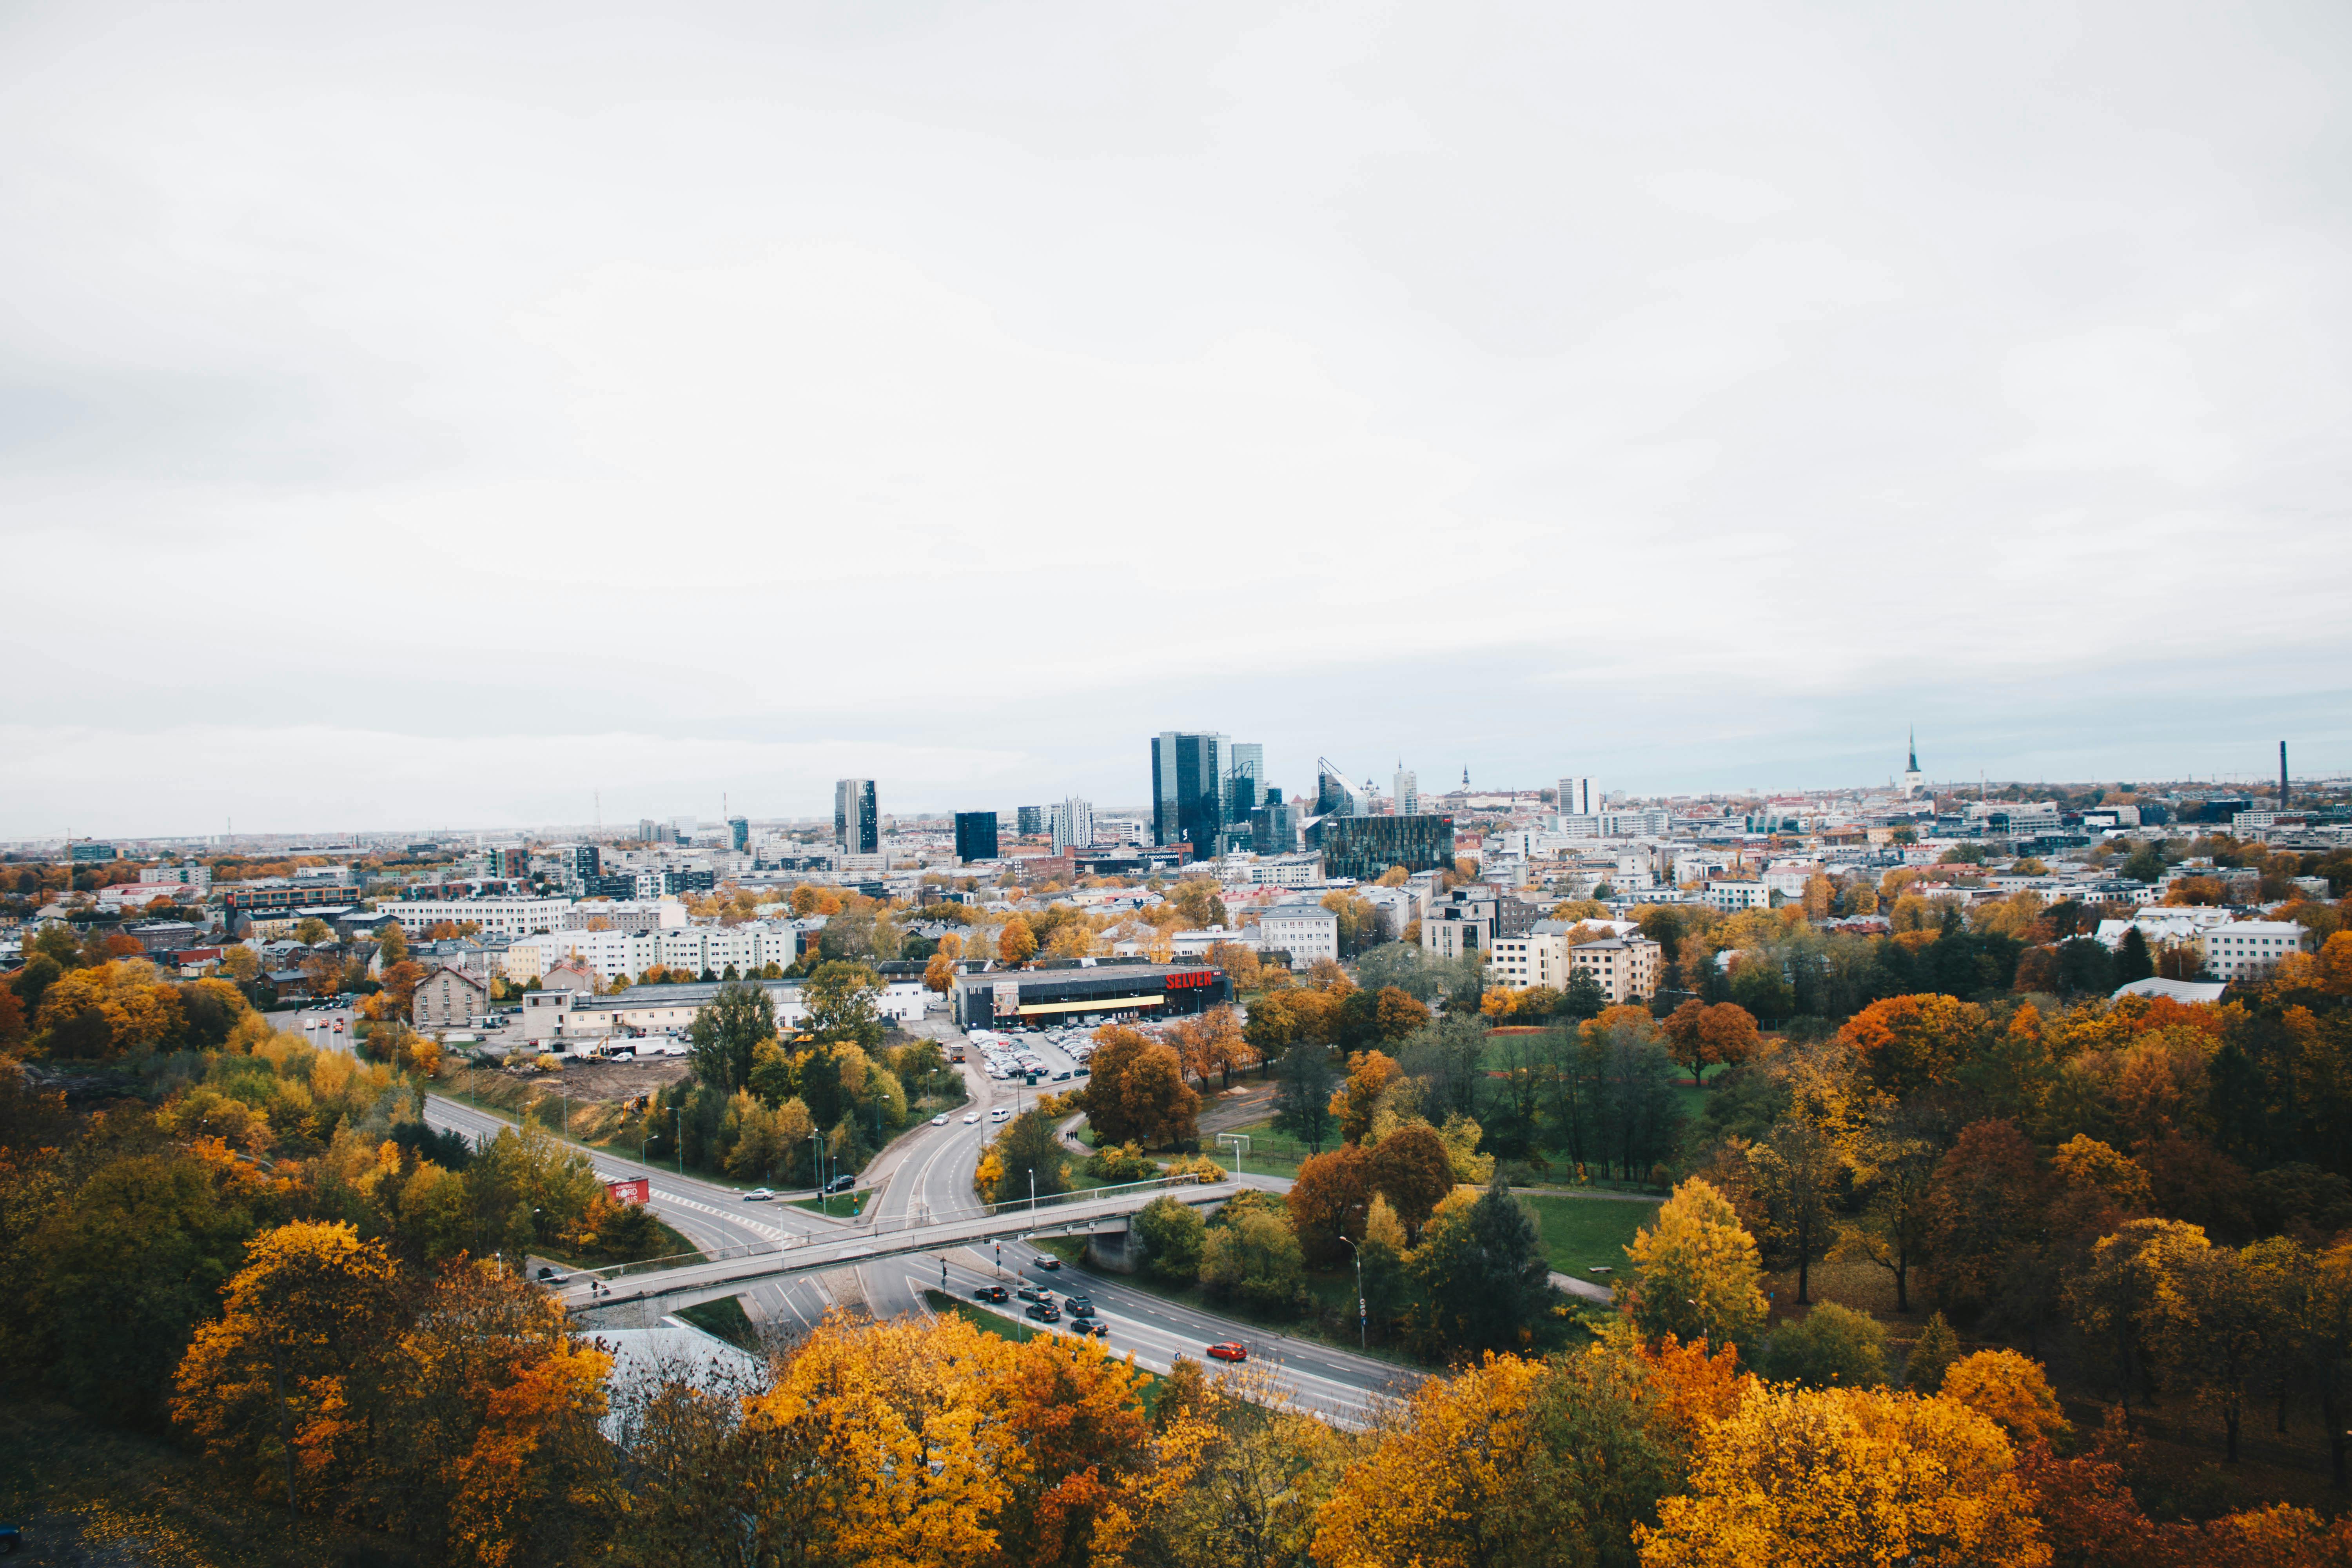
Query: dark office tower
1317 814 1456 881
955 811 1000 862
2281 741 2290 808
567 844 601 881
1152 731 1230 853
833 779 879 854
728 816 749 852
1017 805 1044 837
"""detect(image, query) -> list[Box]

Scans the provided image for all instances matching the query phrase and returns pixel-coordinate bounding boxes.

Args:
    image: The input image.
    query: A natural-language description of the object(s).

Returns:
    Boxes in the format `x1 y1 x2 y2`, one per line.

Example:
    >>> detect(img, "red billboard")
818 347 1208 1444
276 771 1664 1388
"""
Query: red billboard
606 1177 650 1206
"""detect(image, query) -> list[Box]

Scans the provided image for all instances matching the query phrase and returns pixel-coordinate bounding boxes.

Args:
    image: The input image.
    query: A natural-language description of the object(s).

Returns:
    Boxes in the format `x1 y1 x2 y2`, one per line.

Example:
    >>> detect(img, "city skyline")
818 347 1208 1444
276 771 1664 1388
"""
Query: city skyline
3 4 2346 837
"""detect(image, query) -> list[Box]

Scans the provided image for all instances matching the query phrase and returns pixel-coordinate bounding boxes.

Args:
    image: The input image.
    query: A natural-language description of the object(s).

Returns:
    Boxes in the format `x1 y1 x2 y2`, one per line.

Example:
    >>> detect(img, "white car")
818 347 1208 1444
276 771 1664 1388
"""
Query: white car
742 1188 776 1202
962 1111 982 1124
931 1112 949 1126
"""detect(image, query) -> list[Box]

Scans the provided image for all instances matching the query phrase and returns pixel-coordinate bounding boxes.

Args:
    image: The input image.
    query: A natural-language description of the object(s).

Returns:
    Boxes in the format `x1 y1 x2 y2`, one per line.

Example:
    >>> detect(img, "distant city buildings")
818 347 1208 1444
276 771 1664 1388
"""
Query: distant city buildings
1051 797 1095 854
1318 813 1455 882
1017 805 1045 837
1557 776 1596 816
1393 766 1419 817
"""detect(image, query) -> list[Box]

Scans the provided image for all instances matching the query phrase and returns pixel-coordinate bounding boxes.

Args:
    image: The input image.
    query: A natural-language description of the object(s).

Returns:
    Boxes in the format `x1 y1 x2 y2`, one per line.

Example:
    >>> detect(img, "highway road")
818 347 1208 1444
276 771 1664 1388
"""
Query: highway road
427 1018 1419 1418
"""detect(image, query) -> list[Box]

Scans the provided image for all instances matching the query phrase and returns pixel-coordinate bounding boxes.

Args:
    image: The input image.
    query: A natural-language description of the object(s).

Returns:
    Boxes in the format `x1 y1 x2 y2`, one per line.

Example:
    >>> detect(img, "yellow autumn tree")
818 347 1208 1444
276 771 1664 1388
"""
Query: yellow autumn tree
171 1220 403 1512
1619 1178 1769 1359
1635 1383 2049 1568
1938 1349 2070 1446
736 1311 1014 1567
999 917 1038 968
1310 1352 1541 1568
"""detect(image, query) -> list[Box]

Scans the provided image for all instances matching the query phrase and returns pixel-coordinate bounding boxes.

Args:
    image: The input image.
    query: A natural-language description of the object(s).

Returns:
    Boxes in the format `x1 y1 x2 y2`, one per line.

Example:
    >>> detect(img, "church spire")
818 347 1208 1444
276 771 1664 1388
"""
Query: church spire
1907 726 1918 772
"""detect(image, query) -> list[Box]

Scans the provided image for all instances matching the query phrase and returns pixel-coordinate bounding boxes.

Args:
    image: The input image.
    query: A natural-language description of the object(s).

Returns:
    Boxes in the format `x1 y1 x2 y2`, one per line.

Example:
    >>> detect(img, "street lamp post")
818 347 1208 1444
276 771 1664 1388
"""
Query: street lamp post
674 1108 682 1177
1338 1234 1365 1350
813 1129 826 1217
1029 1168 1036 1218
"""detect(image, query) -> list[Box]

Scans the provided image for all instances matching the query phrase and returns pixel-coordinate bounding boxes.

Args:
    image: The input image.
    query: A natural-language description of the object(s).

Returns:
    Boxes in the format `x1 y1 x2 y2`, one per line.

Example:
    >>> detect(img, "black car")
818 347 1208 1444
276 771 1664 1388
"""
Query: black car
535 1266 566 1283
824 1174 857 1195
1085 1319 1109 1338
971 1285 1008 1304
1025 1303 1062 1323
1066 1298 1095 1319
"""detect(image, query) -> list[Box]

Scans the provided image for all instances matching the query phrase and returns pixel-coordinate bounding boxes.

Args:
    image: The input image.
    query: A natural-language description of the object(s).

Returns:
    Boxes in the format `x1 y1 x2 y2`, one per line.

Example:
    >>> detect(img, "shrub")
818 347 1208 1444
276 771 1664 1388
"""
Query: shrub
1903 1311 1960 1393
1086 1142 1160 1183
1763 1301 1889 1389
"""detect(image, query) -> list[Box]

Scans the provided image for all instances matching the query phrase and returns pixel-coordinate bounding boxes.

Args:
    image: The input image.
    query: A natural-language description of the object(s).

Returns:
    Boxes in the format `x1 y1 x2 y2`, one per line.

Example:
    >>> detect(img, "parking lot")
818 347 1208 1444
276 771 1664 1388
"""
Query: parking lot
960 1023 1098 1089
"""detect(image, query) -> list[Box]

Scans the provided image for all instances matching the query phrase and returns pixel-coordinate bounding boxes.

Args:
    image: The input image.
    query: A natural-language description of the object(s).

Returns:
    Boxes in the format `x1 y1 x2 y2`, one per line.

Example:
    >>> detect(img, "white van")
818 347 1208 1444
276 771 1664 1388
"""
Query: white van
987 1107 1012 1123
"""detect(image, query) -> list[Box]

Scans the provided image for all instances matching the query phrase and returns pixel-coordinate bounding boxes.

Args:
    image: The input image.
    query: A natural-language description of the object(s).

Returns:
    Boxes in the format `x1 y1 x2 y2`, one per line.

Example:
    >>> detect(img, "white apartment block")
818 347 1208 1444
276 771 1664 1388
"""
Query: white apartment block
379 898 572 939
1570 936 1664 1004
1258 904 1341 968
140 864 212 889
561 898 688 931
1558 776 1597 816
657 923 796 977
506 928 661 984
2199 921 2312 980
1487 928 1577 990
1703 880 1770 913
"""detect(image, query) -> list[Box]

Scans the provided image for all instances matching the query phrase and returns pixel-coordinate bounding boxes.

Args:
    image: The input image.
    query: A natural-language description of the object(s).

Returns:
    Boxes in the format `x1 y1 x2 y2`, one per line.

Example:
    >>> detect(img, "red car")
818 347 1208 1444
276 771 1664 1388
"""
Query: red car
1206 1342 1248 1363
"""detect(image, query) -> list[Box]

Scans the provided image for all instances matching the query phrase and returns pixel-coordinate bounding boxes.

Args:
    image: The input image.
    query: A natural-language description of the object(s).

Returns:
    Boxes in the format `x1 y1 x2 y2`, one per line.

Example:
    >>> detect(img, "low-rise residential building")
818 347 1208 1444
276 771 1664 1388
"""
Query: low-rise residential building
1702 879 1769 912
2199 920 2312 981
414 964 491 1029
1258 903 1341 968
381 897 572 940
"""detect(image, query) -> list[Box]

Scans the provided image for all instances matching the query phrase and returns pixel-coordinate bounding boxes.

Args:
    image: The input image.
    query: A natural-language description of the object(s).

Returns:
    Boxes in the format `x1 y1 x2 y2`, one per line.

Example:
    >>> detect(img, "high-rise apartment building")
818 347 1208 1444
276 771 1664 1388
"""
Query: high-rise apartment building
1558 777 1597 817
1016 805 1045 838
1152 731 1231 853
1393 767 1419 817
727 816 750 852
954 811 999 862
833 779 878 855
1051 797 1095 853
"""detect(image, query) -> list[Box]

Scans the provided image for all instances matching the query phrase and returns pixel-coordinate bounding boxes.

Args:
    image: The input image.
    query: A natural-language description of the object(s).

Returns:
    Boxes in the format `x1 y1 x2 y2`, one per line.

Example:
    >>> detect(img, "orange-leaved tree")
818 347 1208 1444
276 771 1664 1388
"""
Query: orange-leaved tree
172 1220 403 1512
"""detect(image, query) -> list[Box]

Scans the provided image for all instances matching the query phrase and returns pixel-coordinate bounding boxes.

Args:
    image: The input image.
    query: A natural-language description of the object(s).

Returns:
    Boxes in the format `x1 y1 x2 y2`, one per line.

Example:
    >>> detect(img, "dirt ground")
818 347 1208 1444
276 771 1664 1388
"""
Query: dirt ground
544 1056 692 1103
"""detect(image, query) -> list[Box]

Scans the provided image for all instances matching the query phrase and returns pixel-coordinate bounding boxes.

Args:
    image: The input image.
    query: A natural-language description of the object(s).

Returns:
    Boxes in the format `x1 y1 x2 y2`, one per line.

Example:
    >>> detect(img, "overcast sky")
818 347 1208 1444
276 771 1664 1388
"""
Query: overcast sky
4 1 2348 837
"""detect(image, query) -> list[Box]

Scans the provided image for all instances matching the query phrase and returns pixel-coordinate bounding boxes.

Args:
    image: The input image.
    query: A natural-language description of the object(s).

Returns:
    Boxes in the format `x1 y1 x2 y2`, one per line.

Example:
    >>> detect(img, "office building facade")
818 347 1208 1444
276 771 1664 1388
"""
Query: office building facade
834 779 879 855
1152 731 1231 854
1017 805 1044 837
728 816 750 852
1558 777 1596 817
1317 813 1456 882
954 811 1000 862
1393 767 1418 817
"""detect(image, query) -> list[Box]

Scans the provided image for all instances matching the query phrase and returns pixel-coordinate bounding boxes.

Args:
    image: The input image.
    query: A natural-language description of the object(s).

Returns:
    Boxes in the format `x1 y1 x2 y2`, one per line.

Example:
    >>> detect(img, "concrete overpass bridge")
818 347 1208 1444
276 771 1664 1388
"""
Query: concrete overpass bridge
564 1176 1239 1321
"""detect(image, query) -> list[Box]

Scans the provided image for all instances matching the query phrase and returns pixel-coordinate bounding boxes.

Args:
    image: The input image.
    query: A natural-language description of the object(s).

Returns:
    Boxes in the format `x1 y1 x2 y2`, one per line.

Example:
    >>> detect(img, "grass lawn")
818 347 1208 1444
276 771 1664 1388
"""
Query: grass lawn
676 1295 763 1353
1522 1192 1660 1281
787 1188 873 1218
1207 1118 1320 1180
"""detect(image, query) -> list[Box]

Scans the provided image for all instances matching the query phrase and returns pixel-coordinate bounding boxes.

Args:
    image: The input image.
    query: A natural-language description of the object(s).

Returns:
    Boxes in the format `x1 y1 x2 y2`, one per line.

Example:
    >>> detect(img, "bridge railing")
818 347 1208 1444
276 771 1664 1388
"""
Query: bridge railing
571 1171 1228 1286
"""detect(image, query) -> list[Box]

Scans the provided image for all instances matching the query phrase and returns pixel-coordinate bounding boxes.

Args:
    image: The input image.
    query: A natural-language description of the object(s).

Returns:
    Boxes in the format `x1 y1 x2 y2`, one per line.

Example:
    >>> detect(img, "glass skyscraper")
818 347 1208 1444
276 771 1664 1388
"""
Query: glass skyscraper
954 810 999 862
1151 731 1229 854
1317 813 1456 881
833 779 878 855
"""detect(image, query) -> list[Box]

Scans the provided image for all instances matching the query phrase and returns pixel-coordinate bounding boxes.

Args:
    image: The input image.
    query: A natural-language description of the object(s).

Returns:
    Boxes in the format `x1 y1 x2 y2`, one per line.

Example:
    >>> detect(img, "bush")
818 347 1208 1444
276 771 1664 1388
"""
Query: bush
1763 1301 1890 1389
1132 1196 1206 1285
1200 1209 1309 1317
1162 1153 1227 1185
1087 1142 1161 1183
1904 1311 1960 1393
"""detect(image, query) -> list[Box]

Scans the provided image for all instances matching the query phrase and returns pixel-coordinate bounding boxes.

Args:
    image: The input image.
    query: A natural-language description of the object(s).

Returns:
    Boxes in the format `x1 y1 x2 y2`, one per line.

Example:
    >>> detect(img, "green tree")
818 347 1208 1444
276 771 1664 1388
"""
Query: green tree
1409 1174 1552 1353
686 980 775 1093
2116 926 2155 984
1763 1301 1889 1389
1904 1312 1960 1393
1745 1051 1857 1305
989 1110 1068 1207
1621 1178 1768 1361
1513 1332 1691 1568
1132 1195 1206 1284
1270 1043 1338 1154
802 962 884 1051
1200 1207 1307 1315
